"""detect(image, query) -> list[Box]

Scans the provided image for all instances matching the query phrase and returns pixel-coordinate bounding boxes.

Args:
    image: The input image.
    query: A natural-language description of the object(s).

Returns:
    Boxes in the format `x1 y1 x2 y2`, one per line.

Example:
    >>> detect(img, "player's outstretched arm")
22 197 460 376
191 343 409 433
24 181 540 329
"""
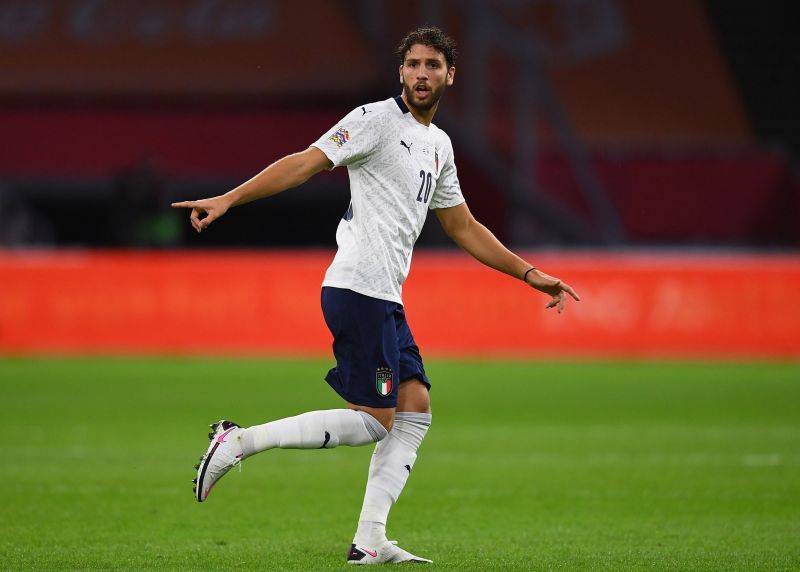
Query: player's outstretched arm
435 202 580 313
171 146 332 233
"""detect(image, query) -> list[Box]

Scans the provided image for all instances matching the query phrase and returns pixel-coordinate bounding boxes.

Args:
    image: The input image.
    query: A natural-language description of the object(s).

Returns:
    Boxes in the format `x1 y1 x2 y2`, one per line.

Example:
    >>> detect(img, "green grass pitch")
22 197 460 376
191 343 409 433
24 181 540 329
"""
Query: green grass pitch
1 358 798 571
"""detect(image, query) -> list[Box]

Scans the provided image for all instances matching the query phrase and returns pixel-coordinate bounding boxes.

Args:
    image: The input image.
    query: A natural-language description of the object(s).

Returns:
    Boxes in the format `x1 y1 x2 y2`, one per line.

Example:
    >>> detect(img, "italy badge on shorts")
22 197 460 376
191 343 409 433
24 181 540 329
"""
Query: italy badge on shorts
376 367 393 397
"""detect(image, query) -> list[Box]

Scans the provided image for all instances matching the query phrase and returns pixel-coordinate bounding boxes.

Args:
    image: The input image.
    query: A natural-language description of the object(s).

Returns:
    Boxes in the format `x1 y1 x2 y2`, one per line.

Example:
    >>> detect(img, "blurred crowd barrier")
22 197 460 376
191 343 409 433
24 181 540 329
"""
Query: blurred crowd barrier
1 250 797 359
0 1 377 98
3 107 794 247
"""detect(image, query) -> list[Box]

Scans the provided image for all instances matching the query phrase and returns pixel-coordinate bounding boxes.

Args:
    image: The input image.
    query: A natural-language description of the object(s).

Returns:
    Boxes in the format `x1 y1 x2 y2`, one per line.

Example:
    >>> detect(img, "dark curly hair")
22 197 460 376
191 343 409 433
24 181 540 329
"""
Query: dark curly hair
396 26 457 69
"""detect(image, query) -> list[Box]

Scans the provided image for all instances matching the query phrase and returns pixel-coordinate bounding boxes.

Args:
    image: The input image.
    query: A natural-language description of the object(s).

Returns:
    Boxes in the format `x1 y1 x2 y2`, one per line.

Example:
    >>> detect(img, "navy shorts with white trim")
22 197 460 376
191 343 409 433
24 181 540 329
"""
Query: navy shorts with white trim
321 287 430 408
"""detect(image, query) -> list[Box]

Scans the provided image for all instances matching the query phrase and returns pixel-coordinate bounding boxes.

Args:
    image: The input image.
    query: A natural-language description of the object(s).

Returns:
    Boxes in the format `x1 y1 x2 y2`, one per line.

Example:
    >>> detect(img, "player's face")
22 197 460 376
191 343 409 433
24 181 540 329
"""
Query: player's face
399 44 455 113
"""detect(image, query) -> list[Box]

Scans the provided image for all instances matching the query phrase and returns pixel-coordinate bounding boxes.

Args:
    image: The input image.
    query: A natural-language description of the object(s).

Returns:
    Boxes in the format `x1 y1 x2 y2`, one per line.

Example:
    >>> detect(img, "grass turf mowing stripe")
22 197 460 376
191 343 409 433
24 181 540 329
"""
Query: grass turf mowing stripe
0 358 798 570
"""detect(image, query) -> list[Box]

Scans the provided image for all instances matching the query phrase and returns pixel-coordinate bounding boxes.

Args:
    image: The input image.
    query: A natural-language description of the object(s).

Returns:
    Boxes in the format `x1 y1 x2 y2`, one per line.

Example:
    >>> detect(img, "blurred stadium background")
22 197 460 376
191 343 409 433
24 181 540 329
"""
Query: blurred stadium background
1 1 799 569
0 0 798 357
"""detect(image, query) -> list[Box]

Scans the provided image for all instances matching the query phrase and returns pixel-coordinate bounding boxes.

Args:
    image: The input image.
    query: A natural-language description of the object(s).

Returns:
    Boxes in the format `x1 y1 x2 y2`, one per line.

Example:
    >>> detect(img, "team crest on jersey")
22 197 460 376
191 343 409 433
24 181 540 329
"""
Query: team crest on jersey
376 367 393 397
329 126 350 148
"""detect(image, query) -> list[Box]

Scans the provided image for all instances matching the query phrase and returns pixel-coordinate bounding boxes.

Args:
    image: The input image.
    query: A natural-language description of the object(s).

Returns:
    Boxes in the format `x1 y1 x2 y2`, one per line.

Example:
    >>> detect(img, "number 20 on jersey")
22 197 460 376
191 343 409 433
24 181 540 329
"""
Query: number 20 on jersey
416 170 433 204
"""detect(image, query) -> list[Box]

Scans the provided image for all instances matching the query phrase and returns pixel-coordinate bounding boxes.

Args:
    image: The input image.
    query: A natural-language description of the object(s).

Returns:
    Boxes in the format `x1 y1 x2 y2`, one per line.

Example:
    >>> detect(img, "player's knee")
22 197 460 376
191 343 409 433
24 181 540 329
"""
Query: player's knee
353 406 394 434
352 410 391 442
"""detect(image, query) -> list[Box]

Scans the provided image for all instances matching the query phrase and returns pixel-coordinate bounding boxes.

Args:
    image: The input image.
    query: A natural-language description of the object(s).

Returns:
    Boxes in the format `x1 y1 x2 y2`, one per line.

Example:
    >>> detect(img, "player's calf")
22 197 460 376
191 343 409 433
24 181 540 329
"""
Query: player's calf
238 409 387 454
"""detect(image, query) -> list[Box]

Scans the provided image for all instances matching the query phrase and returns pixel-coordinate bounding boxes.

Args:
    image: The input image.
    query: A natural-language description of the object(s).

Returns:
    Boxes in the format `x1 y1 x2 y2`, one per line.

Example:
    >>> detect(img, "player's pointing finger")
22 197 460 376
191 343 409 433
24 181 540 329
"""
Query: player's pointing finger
171 201 196 209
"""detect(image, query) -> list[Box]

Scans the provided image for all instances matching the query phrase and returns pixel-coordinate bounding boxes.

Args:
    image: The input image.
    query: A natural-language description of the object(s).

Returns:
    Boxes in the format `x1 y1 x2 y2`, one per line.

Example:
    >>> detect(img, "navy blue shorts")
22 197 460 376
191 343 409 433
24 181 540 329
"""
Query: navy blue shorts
321 287 430 408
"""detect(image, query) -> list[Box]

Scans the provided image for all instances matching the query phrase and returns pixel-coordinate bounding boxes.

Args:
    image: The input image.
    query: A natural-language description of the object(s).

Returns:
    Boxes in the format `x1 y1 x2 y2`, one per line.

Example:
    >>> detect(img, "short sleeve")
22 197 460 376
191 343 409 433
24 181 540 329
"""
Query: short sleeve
429 139 465 210
311 106 384 169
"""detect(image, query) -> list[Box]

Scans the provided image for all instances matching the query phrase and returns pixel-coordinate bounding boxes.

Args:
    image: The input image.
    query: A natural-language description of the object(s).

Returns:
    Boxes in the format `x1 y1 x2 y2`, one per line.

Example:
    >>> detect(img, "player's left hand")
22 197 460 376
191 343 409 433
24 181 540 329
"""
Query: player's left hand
525 269 580 314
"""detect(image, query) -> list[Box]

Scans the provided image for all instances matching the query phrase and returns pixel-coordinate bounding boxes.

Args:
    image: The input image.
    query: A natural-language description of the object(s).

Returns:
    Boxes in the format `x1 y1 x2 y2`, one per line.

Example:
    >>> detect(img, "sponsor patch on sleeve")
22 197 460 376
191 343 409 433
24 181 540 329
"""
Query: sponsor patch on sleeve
328 126 350 148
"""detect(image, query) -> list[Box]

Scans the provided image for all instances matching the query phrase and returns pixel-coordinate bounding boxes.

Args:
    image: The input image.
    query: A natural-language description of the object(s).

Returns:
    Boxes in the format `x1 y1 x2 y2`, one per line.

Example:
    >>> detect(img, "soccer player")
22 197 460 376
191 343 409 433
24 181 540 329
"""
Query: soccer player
173 26 579 565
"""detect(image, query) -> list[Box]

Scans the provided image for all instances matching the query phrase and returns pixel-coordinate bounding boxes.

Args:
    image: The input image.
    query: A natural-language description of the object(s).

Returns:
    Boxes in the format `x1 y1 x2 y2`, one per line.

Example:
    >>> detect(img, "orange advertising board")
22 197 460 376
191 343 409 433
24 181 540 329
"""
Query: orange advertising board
0 251 798 359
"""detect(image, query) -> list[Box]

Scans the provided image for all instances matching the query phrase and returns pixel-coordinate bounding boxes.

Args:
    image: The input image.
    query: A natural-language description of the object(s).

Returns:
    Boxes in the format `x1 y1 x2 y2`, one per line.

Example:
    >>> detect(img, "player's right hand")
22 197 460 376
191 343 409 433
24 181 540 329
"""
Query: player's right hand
171 195 231 233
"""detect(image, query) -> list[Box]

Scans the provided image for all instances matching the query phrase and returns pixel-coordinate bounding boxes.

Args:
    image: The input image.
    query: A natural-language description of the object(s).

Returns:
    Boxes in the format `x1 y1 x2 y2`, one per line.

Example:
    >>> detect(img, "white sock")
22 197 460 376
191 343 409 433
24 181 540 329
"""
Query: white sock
239 409 387 455
353 412 431 546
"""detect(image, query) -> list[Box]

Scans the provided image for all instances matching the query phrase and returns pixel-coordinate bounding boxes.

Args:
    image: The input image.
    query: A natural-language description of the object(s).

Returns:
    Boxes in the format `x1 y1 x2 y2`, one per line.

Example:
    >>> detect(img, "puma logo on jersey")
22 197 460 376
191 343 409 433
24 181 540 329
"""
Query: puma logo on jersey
400 140 413 154
361 106 371 116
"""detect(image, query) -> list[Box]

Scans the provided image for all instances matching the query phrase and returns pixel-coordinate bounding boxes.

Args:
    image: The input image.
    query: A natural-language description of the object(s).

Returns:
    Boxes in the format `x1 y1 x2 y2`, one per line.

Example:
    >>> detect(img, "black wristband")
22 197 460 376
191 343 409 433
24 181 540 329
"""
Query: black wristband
522 267 536 282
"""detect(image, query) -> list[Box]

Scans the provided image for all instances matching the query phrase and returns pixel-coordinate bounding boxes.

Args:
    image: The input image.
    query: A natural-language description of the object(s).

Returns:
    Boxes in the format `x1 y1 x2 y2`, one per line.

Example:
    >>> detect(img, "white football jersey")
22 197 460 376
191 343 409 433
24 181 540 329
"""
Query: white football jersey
312 96 465 304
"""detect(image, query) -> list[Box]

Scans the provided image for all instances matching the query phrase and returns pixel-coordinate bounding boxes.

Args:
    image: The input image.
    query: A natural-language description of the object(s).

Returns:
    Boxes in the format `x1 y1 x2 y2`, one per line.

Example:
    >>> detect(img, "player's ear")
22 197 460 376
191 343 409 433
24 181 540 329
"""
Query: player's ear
446 66 455 87
399 65 404 84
